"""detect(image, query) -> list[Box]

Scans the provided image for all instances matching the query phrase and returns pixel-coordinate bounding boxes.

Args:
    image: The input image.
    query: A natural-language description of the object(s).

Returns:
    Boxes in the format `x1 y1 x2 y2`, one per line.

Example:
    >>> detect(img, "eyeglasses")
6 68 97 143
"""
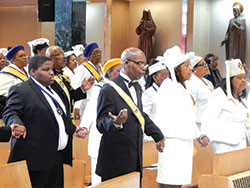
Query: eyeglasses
91 50 102 56
127 59 146 67
51 53 65 57
196 63 207 67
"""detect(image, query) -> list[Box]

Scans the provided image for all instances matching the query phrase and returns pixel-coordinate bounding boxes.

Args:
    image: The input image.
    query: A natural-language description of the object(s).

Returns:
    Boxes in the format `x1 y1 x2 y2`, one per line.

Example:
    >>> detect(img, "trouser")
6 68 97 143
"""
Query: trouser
29 151 64 188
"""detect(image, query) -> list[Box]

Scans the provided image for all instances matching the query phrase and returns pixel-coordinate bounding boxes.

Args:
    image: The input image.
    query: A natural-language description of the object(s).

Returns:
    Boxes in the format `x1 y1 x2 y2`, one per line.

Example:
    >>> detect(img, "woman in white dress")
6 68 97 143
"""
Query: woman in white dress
79 58 121 185
155 46 209 188
201 59 249 154
185 52 214 131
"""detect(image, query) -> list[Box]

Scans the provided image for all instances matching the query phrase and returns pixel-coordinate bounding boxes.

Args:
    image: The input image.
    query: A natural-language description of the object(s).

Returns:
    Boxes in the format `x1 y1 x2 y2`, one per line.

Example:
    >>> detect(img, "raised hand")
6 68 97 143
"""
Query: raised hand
81 76 95 91
108 109 128 125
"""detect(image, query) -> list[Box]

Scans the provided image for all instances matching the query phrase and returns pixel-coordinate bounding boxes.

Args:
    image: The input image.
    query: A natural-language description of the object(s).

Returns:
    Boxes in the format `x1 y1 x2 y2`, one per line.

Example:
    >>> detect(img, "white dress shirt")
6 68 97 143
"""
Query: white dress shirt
32 77 69 151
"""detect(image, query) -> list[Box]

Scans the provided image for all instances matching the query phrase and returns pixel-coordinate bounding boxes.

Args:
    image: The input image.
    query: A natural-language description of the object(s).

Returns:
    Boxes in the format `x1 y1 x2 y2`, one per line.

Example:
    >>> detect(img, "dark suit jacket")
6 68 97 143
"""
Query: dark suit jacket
3 79 76 172
0 126 11 142
96 75 164 180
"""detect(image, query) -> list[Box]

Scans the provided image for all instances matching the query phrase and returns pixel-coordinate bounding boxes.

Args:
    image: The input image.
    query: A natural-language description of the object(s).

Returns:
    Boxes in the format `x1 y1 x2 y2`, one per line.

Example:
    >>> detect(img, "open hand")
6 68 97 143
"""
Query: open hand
108 109 128 125
81 76 95 91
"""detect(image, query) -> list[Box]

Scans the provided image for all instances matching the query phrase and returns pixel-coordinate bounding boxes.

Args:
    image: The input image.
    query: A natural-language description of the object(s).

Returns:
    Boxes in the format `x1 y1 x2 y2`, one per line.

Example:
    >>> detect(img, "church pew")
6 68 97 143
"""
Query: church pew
0 150 10 165
64 159 86 188
73 122 91 184
0 141 10 151
86 172 140 188
0 160 32 188
143 140 158 167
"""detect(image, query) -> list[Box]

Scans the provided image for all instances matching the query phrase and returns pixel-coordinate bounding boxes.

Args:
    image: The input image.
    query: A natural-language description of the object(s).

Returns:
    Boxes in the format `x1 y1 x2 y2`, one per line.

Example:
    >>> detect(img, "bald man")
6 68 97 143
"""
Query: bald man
96 47 165 183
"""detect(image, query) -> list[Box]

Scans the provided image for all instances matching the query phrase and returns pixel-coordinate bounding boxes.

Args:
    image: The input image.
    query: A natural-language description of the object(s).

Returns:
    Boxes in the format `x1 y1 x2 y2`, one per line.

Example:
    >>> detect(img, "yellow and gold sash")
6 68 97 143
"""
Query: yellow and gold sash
1 66 28 82
109 81 145 132
54 75 71 105
83 62 104 83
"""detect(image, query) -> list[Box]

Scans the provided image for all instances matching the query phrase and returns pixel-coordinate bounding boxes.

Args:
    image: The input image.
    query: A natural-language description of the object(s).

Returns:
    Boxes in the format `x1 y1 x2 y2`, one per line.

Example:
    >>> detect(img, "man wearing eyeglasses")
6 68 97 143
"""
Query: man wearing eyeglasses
46 46 95 123
204 53 222 87
96 47 165 184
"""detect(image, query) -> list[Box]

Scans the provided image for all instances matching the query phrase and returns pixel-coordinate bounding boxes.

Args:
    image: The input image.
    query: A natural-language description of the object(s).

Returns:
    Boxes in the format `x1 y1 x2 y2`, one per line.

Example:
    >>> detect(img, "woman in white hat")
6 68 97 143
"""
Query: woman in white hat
143 58 170 125
155 46 209 188
63 51 77 85
27 38 49 57
201 59 249 154
185 52 214 131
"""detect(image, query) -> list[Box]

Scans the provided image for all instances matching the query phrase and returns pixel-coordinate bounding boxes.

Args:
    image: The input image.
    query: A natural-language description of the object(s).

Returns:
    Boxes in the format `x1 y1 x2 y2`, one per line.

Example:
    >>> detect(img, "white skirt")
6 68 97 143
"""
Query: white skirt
156 138 193 185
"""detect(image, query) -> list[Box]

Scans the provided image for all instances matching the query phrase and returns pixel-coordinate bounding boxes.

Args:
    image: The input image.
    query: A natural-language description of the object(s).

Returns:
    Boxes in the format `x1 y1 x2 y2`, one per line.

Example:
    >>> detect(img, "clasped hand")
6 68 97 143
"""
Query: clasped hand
197 134 210 147
11 124 26 139
75 127 88 139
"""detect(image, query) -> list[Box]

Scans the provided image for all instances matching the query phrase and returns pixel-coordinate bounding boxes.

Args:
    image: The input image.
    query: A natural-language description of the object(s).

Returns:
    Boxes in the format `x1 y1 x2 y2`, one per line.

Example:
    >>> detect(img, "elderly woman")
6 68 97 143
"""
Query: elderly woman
73 42 104 120
0 48 9 71
155 46 209 188
201 59 249 154
185 52 214 130
79 58 121 185
27 38 49 57
0 45 28 97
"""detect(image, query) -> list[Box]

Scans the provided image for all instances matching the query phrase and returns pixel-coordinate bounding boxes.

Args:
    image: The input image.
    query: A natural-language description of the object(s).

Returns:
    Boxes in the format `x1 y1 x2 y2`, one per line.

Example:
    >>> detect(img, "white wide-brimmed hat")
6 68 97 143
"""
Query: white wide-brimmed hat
163 45 189 82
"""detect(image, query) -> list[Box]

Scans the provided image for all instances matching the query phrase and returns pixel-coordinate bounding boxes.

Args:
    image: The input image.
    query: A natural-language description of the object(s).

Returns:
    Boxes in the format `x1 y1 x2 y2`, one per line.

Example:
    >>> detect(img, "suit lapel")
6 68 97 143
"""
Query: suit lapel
28 79 57 122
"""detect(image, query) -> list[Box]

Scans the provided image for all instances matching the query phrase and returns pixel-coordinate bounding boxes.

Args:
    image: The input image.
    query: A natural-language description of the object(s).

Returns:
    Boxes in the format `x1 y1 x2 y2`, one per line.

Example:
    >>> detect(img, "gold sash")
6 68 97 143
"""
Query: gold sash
1 66 28 82
83 62 104 83
54 75 71 105
109 81 145 132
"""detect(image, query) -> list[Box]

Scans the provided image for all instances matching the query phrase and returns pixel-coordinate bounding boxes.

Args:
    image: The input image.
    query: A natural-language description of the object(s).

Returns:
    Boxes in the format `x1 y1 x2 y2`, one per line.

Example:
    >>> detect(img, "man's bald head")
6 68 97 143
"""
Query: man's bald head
46 45 66 70
120 47 146 81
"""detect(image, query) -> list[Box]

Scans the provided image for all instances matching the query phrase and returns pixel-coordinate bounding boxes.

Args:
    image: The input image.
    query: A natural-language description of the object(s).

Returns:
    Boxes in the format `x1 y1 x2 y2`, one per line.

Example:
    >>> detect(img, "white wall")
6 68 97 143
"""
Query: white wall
194 0 250 76
193 0 210 58
86 2 105 53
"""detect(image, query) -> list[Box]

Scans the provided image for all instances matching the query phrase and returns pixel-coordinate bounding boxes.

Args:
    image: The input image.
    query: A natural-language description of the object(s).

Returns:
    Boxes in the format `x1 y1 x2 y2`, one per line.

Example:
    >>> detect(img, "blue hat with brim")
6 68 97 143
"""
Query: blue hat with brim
6 45 25 61
83 42 99 58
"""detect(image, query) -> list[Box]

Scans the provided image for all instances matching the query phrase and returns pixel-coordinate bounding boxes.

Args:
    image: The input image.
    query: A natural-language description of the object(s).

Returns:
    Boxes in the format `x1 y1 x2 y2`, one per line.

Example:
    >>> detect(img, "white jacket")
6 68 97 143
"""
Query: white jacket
155 78 200 140
201 88 250 145
0 64 27 97
185 74 214 124
142 83 159 123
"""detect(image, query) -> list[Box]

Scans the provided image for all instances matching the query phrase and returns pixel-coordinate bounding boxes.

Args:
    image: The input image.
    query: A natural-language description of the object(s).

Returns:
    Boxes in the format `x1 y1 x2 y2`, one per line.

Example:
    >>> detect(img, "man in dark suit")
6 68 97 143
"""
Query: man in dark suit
46 45 95 114
3 56 85 188
96 47 165 182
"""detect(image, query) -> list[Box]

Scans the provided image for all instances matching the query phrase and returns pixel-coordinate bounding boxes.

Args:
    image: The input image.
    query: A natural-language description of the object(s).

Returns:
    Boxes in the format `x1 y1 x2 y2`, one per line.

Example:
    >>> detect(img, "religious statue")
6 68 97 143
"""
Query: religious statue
221 2 246 63
136 8 156 64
